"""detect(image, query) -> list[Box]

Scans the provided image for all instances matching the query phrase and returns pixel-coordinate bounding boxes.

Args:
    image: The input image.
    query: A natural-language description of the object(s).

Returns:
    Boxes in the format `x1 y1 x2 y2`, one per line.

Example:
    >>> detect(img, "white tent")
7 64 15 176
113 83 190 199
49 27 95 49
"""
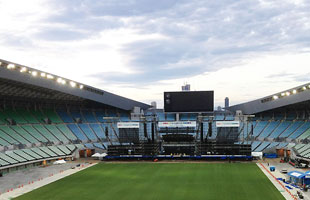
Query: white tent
53 159 66 165
91 153 101 158
100 153 107 157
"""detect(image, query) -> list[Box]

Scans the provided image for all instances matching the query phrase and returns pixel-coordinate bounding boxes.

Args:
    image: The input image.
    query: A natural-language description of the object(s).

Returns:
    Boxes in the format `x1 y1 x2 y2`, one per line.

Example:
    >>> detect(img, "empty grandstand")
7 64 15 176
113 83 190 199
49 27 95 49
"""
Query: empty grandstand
0 59 149 173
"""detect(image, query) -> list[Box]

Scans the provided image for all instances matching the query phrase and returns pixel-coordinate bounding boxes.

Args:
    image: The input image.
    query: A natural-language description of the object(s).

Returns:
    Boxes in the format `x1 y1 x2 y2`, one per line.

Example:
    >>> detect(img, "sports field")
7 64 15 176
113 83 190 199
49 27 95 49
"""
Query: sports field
15 163 284 200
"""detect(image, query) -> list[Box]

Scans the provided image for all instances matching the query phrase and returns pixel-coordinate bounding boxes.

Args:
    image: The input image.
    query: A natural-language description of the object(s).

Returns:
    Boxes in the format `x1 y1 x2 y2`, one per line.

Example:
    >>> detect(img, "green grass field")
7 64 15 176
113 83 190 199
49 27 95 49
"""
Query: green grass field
15 163 284 200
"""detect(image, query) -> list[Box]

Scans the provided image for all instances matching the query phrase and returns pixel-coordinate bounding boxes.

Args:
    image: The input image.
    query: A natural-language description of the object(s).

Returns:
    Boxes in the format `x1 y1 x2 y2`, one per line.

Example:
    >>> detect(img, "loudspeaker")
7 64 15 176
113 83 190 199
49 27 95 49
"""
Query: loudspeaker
105 126 109 137
144 122 148 138
43 118 51 124
151 122 155 143
6 118 16 125
74 118 82 123
200 122 203 142
208 122 212 137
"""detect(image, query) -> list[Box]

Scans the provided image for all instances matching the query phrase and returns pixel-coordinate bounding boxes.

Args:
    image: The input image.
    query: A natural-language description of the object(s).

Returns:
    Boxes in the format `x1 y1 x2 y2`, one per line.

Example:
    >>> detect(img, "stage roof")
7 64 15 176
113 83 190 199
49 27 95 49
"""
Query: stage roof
227 83 310 114
0 59 150 111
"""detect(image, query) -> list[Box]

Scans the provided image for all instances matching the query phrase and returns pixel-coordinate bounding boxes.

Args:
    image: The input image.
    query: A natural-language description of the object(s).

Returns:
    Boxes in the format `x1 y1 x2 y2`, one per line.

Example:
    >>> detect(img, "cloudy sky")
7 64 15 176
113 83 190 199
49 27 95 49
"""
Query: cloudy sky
1 0 310 108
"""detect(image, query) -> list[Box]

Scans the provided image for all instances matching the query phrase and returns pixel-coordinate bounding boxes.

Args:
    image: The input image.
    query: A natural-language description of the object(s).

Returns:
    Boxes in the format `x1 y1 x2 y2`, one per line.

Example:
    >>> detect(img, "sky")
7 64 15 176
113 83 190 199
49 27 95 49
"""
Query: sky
1 0 310 108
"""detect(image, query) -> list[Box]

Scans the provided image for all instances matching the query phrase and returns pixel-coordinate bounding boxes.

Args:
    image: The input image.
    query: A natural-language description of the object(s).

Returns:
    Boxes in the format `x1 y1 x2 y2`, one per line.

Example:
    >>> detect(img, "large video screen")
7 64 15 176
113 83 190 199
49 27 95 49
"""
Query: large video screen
164 91 214 113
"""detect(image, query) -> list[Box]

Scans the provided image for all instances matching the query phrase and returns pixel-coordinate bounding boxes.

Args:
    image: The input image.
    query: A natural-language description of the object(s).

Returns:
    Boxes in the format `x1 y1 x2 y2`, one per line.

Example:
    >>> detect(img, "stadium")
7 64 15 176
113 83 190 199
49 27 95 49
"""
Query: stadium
0 57 309 200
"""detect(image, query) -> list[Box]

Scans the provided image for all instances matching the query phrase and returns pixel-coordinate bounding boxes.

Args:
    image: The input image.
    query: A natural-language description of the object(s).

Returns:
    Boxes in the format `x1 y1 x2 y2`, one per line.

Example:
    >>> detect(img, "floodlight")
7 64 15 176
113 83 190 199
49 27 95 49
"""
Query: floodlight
70 81 76 87
308 85 310 89
303 86 307 90
292 89 297 94
7 64 15 69
41 72 46 77
47 74 54 79
0 62 2 66
80 85 84 89
32 71 38 77
57 77 62 83
286 91 290 96
61 80 66 85
273 95 278 100
281 93 285 96
20 67 27 73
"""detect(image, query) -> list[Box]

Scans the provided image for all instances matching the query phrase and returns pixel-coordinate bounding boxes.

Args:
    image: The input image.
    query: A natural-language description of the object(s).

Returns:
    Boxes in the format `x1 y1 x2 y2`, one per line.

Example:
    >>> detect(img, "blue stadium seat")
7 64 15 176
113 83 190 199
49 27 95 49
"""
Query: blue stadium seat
67 124 88 141
254 141 270 152
57 110 74 123
70 111 85 122
82 111 97 123
268 121 291 138
89 124 106 139
258 121 280 138
288 122 310 139
253 121 268 137
78 124 98 141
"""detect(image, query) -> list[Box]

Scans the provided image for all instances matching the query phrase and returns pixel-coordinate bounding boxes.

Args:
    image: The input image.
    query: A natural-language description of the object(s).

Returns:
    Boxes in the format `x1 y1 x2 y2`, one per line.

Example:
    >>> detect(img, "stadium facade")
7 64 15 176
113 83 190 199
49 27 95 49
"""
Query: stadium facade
1 58 310 174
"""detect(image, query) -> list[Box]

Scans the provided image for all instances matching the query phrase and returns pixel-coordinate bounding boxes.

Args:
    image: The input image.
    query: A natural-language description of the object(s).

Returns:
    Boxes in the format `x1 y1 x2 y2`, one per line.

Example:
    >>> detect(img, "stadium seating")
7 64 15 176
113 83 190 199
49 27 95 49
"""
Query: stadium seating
30 110 46 123
0 126 29 145
56 124 78 141
89 124 106 139
42 109 63 123
253 121 268 137
22 125 49 143
95 111 106 122
57 110 74 123
255 142 270 152
78 124 98 141
70 110 85 122
67 124 88 141
93 143 106 149
82 111 98 123
0 128 18 145
258 121 280 138
16 109 40 124
33 125 59 143
268 121 291 138
44 125 69 143
10 126 38 144
289 122 310 139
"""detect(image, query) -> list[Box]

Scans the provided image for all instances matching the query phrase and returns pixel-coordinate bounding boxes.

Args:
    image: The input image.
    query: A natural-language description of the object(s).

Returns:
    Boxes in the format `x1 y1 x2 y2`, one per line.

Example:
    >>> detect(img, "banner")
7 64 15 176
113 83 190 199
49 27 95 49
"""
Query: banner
158 121 196 128
216 121 240 127
117 122 140 129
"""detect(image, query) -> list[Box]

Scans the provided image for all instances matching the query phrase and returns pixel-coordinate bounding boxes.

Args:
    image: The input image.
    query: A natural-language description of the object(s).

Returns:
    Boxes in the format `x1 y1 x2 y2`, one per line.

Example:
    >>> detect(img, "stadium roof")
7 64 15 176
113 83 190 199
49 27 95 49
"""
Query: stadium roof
227 83 310 115
0 59 150 111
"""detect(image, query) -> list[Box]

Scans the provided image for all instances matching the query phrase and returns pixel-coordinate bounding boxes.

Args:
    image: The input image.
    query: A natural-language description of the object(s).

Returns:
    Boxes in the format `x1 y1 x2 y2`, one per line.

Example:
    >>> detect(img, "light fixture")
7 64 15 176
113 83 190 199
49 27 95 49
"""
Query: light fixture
308 85 310 89
47 74 54 79
7 64 15 69
281 93 285 96
20 67 27 73
57 77 62 83
0 62 2 66
79 85 84 89
32 71 38 77
70 81 76 87
292 89 297 94
61 80 66 85
286 91 290 96
303 86 307 90
273 95 279 100
41 72 46 77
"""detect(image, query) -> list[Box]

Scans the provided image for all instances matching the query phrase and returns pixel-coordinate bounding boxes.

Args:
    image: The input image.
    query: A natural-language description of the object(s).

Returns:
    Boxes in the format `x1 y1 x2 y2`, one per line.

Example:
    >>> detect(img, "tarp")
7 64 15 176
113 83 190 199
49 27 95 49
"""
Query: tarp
287 171 305 179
